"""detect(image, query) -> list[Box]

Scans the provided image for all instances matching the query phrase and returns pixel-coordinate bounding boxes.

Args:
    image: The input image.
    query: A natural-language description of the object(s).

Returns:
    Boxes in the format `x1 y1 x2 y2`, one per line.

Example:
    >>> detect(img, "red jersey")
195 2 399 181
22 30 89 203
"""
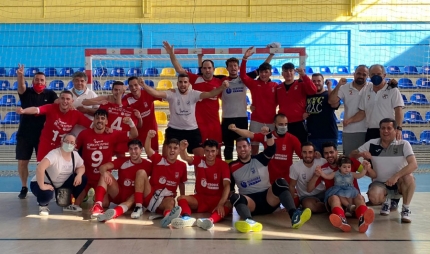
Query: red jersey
37 104 92 161
315 158 362 191
192 156 230 197
276 76 316 123
253 132 302 184
239 60 277 124
148 153 187 196
112 157 152 195
76 129 129 182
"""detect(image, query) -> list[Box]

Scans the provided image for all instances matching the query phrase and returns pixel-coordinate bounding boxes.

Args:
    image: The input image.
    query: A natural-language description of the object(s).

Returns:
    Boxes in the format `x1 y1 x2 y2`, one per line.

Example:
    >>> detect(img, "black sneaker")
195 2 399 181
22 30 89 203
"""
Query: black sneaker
18 187 28 199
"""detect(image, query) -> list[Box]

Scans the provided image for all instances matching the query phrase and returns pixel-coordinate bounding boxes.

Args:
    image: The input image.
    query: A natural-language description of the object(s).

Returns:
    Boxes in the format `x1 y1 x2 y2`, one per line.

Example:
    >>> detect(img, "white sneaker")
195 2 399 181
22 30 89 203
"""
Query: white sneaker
160 206 182 228
97 209 116 222
401 208 412 223
171 216 196 229
131 206 143 219
380 202 391 216
196 218 214 230
63 204 82 212
39 206 50 216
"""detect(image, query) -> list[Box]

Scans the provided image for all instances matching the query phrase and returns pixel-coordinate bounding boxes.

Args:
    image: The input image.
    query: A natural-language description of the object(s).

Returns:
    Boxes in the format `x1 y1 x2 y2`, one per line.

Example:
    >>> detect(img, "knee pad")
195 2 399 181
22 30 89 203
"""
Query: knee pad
229 193 247 207
272 178 290 196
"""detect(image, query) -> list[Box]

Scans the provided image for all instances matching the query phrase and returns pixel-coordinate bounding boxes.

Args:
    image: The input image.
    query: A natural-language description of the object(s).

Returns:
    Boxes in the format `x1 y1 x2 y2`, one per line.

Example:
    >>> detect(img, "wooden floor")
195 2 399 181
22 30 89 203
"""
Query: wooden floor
1 190 430 254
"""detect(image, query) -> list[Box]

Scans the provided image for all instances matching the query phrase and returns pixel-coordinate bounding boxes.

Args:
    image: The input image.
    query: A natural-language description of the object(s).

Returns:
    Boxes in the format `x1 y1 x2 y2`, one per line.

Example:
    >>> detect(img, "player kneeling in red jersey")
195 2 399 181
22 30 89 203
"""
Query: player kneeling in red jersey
133 130 188 227
91 139 152 221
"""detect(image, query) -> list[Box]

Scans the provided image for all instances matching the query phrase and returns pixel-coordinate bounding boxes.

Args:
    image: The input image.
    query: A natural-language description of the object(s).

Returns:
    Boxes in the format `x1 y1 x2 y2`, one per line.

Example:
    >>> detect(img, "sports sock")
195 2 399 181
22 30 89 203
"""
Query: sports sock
332 207 345 218
178 199 191 216
277 190 296 212
95 186 106 203
113 205 128 218
134 192 143 206
355 205 368 218
235 204 252 220
402 204 409 210
209 206 231 223
163 209 171 217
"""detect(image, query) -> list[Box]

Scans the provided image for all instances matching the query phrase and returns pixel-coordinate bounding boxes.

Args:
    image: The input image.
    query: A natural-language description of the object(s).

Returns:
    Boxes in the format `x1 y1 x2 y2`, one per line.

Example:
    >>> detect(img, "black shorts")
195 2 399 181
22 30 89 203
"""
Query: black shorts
165 127 202 154
16 136 39 160
221 117 249 147
246 189 279 216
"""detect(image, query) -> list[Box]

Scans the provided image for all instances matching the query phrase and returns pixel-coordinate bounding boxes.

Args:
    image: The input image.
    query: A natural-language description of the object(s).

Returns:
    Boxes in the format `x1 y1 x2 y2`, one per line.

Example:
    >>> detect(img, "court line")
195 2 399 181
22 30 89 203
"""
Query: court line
76 240 93 254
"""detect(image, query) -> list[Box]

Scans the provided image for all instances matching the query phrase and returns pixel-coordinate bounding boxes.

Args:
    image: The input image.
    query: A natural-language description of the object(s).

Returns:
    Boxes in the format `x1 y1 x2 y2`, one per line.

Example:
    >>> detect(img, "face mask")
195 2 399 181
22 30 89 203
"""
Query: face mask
371 75 383 86
32 83 46 93
74 88 85 96
61 143 75 153
276 125 288 135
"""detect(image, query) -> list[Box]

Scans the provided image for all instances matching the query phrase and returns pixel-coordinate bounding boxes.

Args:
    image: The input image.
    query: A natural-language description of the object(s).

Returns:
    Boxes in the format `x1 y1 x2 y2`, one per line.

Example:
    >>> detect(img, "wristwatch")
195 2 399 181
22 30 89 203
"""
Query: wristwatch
396 126 403 131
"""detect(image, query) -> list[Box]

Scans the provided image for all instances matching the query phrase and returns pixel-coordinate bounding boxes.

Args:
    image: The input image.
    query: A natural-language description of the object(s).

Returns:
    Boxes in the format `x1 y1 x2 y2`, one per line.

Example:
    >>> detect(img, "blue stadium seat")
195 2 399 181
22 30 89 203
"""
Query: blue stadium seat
327 79 338 89
272 79 282 84
404 110 426 124
103 80 116 90
184 67 200 74
59 67 74 77
336 66 349 74
0 112 20 124
124 80 129 86
401 94 411 105
404 66 419 74
66 80 74 90
143 68 159 77
320 66 331 74
425 111 430 123
402 130 420 145
246 95 251 105
127 68 142 77
346 78 353 83
410 93 430 105
420 130 430 145
10 81 28 90
247 111 251 123
24 67 39 77
339 111 344 121
305 67 314 74
338 130 343 145
416 78 430 88
48 80 65 91
77 67 85 72
422 66 430 74
144 80 155 88
3 131 17 145
17 100 21 106
0 131 6 145
93 67 108 77
43 67 57 77
0 95 17 107
0 68 6 77
335 114 340 124
272 67 280 75
92 80 102 90
339 99 343 105
0 80 10 90
398 78 415 89
110 67 125 77
386 66 403 75
7 67 18 77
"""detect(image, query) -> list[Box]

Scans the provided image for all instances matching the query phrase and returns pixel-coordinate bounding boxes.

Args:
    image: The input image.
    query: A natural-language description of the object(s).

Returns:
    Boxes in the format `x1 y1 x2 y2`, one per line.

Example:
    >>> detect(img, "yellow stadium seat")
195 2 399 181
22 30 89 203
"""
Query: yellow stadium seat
154 100 169 107
155 111 168 125
160 68 177 77
158 130 165 144
157 80 173 90
214 67 229 76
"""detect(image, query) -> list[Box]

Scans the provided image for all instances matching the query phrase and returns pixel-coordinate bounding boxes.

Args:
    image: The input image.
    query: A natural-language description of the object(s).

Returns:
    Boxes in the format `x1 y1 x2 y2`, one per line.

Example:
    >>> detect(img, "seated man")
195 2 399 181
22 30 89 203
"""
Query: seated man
132 130 188 227
90 139 152 221
171 139 231 230
229 128 311 233
351 118 417 223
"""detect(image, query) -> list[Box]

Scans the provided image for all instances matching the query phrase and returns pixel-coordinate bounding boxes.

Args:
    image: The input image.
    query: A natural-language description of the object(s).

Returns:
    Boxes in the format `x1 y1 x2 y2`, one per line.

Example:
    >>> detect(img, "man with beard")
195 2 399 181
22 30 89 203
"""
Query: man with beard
141 73 229 156
343 64 404 141
329 65 369 156
304 73 340 153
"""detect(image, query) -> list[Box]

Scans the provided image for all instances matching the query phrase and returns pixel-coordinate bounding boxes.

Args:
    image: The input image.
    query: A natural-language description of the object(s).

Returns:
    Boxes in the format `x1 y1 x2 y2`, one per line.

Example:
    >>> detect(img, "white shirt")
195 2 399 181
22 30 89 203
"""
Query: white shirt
70 87 98 136
358 84 404 129
165 88 202 130
338 82 369 133
289 158 327 197
31 149 84 188
221 77 248 118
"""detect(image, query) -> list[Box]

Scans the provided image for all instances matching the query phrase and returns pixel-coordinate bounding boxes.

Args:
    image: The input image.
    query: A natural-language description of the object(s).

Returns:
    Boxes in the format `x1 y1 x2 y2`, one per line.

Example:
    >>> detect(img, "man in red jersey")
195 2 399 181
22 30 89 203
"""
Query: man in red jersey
16 90 92 162
163 41 222 145
169 139 231 230
276 63 316 144
122 76 159 152
240 46 278 155
82 81 142 156
132 130 188 227
90 139 152 221
75 109 138 201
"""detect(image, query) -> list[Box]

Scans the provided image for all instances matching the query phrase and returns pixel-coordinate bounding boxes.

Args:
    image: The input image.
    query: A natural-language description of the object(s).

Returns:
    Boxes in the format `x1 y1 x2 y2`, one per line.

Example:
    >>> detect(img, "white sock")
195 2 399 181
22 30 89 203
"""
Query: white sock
96 201 102 206
136 203 142 208
402 204 409 210
120 204 129 213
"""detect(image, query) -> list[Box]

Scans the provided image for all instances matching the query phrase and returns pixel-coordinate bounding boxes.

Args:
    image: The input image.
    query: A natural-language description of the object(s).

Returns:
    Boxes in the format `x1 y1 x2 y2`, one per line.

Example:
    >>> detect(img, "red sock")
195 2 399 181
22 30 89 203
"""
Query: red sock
113 206 125 218
134 192 143 205
209 206 231 224
163 210 171 217
332 207 345 217
355 205 368 219
95 186 106 203
178 199 192 216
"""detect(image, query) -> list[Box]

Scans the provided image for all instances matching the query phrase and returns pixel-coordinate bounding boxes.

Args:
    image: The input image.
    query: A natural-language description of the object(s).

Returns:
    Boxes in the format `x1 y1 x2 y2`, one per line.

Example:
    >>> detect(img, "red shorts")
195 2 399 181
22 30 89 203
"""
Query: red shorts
192 194 222 213
110 189 134 205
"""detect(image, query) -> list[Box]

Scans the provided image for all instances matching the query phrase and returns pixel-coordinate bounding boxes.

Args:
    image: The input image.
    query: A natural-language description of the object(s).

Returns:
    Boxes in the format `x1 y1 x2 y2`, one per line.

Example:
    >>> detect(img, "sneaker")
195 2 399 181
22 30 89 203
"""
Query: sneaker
358 208 375 233
160 206 182 228
84 188 95 203
345 204 356 217
329 214 351 232
63 204 82 212
91 203 104 219
97 209 117 222
131 206 144 219
39 206 50 216
401 208 412 223
18 187 28 199
171 216 197 229
235 218 263 233
391 199 399 211
196 218 214 230
380 202 391 216
291 208 312 229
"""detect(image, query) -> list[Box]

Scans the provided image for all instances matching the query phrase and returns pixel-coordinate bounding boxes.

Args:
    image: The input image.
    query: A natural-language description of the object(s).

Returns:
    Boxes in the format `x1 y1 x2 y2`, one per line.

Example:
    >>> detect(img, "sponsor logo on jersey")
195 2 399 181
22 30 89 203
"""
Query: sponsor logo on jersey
93 168 99 174
214 173 218 180
201 178 207 187
175 172 179 179
240 177 261 188
301 173 306 180
124 179 132 187
159 176 167 184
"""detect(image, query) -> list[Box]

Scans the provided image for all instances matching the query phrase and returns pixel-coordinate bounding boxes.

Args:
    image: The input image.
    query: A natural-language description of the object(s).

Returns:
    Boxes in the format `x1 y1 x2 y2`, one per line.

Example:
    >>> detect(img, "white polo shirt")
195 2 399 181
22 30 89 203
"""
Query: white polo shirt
358 84 404 129
165 88 202 130
289 158 327 198
338 82 369 133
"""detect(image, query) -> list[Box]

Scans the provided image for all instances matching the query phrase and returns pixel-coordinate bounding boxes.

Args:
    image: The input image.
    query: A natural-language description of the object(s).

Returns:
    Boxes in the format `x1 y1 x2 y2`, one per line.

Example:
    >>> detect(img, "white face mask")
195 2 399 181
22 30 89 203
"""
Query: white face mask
61 143 75 153
276 125 288 135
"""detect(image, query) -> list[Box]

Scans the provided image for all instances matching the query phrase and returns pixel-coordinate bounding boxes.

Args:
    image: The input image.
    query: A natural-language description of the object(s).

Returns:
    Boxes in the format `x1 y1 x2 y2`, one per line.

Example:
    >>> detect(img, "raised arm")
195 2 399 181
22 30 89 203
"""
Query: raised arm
163 41 186 74
328 78 347 105
228 124 255 139
82 96 109 106
297 68 317 95
199 80 228 99
17 64 27 95
144 130 156 158
139 78 168 99
239 47 257 86
179 140 194 165
122 117 138 139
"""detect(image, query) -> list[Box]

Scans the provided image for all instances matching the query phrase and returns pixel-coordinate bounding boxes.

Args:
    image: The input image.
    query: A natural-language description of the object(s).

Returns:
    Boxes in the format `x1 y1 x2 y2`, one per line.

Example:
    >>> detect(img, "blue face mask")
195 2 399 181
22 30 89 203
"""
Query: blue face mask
371 75 383 86
74 88 85 96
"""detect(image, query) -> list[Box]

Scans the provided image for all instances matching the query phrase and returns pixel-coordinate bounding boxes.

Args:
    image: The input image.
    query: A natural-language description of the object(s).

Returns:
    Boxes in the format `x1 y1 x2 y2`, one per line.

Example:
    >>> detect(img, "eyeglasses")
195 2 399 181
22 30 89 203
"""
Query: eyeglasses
63 140 75 145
